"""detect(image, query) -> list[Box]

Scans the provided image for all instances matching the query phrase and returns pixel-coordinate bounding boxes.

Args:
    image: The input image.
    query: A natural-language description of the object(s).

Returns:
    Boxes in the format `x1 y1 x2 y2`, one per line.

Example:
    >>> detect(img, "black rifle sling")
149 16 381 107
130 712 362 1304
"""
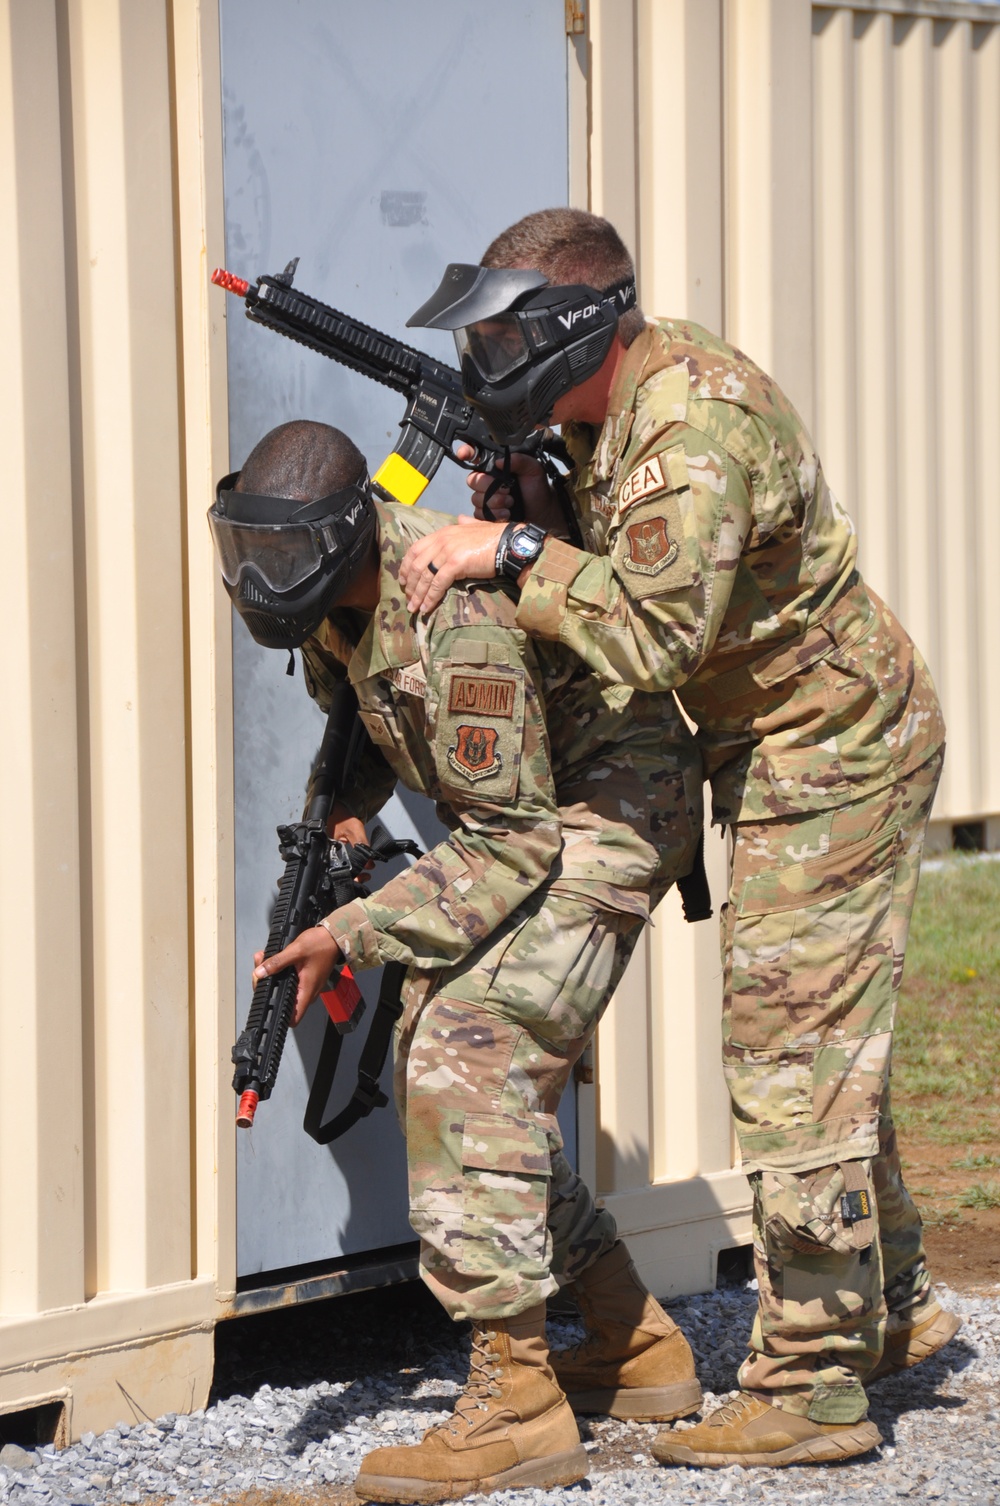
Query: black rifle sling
303 961 408 1144
677 830 713 923
302 830 421 1145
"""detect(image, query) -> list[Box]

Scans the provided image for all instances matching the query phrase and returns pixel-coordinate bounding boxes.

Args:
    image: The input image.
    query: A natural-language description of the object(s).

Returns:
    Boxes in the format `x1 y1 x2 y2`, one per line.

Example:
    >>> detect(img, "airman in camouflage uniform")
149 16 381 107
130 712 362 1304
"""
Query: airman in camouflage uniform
399 208 958 1467
516 321 950 1440
300 499 702 1325
231 422 705 1500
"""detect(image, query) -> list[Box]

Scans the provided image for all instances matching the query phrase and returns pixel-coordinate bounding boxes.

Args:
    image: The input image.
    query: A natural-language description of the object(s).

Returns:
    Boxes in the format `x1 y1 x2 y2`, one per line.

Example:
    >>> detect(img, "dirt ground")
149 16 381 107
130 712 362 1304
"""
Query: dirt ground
902 1106 1000 1293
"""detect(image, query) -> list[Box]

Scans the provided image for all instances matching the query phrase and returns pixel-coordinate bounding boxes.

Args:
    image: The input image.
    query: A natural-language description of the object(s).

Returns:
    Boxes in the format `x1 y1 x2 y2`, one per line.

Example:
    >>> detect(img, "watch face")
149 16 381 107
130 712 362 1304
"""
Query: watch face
511 534 535 561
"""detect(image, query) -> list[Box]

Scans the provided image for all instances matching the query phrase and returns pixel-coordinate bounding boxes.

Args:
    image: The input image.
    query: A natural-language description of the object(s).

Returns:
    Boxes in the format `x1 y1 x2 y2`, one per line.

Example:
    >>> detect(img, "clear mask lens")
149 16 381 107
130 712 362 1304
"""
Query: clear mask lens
455 313 530 382
209 513 323 591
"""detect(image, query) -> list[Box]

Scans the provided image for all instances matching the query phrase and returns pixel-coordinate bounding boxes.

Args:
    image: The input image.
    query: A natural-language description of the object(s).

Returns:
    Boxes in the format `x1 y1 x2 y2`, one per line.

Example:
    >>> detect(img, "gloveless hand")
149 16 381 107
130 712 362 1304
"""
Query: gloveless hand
252 926 342 1026
400 515 505 615
400 445 560 614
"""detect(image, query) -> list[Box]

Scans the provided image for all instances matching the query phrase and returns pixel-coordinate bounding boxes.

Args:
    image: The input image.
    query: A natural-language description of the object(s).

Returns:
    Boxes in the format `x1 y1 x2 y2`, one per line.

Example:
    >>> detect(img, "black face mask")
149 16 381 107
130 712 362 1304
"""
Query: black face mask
208 469 376 649
407 264 637 446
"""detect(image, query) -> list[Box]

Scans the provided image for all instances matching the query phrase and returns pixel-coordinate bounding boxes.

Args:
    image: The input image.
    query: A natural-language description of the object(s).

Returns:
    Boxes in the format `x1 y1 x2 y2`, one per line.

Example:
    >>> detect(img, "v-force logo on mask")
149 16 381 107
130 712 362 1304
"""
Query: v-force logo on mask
557 283 635 333
558 304 602 332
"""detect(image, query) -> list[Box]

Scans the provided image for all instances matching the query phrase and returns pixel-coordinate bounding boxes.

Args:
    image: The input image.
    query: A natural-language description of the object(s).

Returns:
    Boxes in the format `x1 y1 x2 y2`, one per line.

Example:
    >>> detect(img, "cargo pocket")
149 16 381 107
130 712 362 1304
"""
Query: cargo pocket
758 1162 879 1324
458 1113 551 1278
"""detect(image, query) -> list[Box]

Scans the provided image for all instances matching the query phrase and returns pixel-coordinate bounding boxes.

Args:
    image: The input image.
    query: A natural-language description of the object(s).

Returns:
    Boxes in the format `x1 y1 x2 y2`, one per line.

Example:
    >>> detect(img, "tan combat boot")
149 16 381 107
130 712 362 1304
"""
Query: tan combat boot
354 1304 588 1504
551 1241 702 1421
651 1392 882 1468
866 1299 962 1384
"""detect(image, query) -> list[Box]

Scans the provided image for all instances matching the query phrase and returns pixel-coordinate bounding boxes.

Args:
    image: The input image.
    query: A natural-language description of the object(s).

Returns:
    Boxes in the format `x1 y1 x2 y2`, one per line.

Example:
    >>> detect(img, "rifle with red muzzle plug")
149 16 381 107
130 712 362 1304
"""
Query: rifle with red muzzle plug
231 679 421 1141
212 259 578 536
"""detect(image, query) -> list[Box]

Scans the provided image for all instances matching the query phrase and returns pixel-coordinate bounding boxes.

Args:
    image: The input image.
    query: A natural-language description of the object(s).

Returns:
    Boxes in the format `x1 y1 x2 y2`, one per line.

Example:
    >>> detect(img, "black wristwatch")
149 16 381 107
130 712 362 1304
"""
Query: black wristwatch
495 522 548 584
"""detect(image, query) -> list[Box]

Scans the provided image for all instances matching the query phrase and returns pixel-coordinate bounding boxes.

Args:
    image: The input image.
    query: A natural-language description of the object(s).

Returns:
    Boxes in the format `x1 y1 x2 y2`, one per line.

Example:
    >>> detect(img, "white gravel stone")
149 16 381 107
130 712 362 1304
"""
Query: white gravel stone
0 1278 997 1506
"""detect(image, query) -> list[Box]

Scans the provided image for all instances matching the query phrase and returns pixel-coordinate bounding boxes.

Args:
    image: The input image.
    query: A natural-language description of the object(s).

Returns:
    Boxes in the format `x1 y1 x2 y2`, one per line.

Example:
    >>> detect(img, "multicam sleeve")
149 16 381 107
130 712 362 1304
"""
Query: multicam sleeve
320 625 563 973
515 425 754 692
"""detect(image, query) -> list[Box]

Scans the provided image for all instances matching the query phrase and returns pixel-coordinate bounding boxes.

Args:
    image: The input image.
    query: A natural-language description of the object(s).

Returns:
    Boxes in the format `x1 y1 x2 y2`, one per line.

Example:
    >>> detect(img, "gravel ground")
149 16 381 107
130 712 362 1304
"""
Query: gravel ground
1 1275 997 1506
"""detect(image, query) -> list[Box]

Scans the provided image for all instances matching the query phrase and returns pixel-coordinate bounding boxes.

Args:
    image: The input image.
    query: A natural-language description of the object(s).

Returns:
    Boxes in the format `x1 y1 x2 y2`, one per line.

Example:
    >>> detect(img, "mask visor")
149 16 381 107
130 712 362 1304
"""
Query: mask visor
455 313 531 383
209 512 324 591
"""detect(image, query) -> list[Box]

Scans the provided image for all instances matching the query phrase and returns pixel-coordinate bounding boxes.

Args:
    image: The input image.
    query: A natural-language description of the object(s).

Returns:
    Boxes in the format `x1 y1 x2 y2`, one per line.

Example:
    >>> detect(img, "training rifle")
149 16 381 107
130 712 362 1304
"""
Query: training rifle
231 679 421 1141
212 259 580 535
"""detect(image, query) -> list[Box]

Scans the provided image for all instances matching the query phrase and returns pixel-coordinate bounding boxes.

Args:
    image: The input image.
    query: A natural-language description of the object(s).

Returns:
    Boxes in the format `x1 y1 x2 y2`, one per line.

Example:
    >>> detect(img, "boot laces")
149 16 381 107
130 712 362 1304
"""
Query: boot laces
712 1392 759 1427
438 1327 505 1436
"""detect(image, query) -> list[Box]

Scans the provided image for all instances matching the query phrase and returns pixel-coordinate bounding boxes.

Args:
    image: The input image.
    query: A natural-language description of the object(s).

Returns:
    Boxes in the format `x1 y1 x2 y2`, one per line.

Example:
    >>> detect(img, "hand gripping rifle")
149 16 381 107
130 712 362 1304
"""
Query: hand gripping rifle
231 679 421 1141
212 259 581 539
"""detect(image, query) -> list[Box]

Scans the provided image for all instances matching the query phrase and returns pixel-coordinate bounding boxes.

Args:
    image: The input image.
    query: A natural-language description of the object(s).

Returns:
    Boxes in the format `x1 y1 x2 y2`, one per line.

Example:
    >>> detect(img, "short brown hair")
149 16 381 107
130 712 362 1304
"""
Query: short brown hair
482 208 645 347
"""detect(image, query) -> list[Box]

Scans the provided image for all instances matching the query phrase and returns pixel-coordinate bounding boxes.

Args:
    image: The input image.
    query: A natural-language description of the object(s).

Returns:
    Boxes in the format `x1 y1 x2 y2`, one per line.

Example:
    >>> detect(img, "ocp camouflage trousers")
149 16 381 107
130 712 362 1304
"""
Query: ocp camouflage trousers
393 884 643 1322
721 752 943 1421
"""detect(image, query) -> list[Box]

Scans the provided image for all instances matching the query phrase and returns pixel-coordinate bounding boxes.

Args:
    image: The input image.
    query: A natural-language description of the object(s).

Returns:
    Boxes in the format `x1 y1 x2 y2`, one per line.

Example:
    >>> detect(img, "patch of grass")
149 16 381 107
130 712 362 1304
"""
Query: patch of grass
954 1181 1000 1211
952 1153 1000 1171
895 854 1000 1114
921 1207 965 1228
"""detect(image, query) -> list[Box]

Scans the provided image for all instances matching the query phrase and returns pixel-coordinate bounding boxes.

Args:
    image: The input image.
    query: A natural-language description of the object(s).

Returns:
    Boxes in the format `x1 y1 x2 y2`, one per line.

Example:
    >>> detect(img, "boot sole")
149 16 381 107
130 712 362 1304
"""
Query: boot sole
651 1420 882 1469
866 1310 963 1384
355 1444 590 1503
567 1378 703 1422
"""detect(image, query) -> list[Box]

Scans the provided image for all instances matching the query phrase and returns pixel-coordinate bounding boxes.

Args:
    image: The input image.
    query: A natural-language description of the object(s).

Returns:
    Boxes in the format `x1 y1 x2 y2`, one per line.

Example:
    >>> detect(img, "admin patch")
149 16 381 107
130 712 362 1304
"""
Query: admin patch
435 664 524 799
612 495 694 598
448 672 516 718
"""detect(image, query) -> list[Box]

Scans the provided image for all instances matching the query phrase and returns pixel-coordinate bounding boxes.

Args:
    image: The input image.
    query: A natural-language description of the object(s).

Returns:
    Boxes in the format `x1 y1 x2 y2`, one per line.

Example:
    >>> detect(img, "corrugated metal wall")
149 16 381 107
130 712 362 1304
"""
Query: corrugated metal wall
1 0 231 1438
581 0 1000 1274
812 1 1000 826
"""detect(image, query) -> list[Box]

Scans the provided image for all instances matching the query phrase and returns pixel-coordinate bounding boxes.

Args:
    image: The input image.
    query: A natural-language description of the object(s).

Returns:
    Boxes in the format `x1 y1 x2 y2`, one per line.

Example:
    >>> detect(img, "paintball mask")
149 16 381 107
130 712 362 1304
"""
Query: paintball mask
407 264 637 446
208 467 376 649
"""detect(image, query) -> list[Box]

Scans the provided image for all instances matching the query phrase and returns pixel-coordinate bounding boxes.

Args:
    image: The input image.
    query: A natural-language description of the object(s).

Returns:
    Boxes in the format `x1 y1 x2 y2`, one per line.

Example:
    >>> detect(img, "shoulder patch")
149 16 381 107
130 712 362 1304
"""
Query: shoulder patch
448 673 516 718
612 494 695 599
434 664 524 800
447 725 503 782
619 455 666 512
624 516 679 575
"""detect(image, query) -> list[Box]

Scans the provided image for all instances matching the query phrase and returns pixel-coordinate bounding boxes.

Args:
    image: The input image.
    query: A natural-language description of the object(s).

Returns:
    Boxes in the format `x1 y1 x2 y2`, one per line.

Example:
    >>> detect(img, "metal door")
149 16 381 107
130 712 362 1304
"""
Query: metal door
220 0 570 1278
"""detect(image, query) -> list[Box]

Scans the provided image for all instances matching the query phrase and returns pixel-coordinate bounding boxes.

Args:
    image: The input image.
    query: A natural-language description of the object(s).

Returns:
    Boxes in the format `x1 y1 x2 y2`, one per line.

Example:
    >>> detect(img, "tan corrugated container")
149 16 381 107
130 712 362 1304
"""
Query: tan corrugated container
2 0 997 1441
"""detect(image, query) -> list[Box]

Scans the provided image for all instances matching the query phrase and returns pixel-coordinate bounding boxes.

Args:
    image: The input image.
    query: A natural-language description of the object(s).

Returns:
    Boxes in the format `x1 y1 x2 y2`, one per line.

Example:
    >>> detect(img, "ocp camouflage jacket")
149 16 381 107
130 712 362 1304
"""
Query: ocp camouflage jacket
300 501 701 974
515 320 945 824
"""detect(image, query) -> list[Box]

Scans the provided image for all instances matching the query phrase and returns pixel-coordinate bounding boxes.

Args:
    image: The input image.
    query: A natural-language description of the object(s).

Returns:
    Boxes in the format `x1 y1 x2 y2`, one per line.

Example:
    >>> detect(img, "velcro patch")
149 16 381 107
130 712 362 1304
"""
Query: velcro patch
358 710 396 748
448 673 516 718
841 1189 872 1225
436 665 524 799
619 455 666 512
624 516 679 575
448 724 503 782
389 663 427 698
611 493 694 599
